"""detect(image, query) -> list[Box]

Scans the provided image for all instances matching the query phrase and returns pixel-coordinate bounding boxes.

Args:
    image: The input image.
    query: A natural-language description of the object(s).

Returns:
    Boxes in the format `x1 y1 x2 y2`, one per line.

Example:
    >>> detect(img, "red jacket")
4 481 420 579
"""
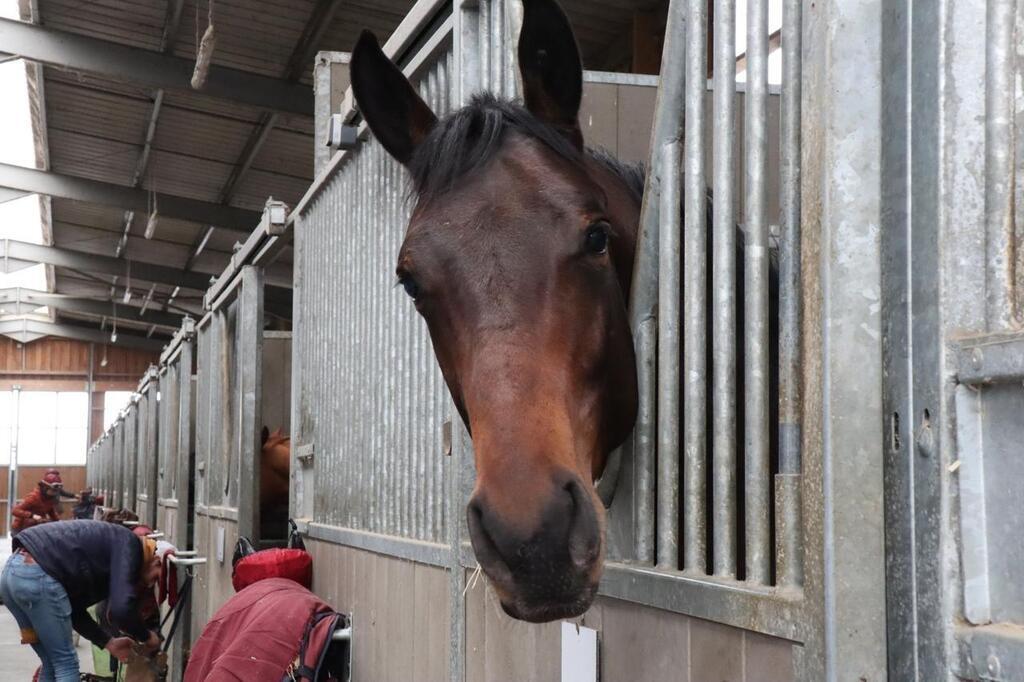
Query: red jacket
11 487 60 531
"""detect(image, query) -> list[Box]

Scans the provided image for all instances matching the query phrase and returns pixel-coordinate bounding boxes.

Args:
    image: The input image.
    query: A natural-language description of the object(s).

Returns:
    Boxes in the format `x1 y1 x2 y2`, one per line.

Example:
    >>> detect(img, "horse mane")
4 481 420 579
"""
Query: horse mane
407 93 646 204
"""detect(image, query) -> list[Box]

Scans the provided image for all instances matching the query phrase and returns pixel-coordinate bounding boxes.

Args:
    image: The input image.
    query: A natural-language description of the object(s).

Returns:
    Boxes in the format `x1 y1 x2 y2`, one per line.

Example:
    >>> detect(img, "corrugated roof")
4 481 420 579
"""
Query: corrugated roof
14 0 649 347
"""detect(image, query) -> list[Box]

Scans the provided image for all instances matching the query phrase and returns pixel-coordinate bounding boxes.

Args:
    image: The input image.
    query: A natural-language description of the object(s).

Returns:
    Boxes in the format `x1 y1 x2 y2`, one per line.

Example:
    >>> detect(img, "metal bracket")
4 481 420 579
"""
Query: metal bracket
327 115 358 150
296 443 315 465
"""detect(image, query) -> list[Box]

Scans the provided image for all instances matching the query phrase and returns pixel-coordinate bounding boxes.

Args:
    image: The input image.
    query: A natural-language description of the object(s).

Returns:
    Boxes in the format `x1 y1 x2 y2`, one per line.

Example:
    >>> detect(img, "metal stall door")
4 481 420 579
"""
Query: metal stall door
191 263 266 642
111 416 124 510
881 0 1024 678
123 398 139 515
136 368 160 530
157 320 196 682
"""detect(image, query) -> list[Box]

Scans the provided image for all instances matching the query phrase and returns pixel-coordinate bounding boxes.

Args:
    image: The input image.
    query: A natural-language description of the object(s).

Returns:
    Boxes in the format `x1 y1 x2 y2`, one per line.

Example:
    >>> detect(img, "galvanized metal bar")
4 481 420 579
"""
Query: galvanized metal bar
657 140 682 570
236 266 264 542
625 0 687 566
984 0 1018 330
682 0 708 575
712 0 738 579
777 0 803 589
743 0 771 586
174 333 194 551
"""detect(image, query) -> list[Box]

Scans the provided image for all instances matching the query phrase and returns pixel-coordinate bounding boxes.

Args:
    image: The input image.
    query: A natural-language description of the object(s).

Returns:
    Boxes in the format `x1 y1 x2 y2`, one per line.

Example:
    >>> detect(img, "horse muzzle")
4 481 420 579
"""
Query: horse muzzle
466 473 604 622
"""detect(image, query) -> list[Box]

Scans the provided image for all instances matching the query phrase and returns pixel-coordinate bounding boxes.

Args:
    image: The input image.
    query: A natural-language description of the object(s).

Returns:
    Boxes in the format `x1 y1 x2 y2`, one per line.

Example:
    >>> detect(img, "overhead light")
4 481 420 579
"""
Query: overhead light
110 331 118 344
123 289 132 304
192 7 217 89
145 209 159 240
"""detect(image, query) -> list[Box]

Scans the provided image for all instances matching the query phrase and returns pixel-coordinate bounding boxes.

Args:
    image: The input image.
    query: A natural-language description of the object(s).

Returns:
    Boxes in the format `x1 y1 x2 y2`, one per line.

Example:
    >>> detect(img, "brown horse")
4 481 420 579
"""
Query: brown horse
260 426 291 512
351 0 638 623
353 0 776 622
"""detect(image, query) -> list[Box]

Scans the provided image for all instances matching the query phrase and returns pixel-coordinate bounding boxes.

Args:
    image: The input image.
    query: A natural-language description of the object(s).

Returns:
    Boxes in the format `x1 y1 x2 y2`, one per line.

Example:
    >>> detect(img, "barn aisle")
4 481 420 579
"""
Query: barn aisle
0 536 94 679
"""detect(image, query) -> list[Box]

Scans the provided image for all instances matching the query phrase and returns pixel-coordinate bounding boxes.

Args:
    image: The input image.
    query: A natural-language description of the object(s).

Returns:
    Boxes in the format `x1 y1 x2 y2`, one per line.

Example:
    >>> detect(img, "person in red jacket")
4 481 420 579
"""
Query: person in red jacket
11 470 64 537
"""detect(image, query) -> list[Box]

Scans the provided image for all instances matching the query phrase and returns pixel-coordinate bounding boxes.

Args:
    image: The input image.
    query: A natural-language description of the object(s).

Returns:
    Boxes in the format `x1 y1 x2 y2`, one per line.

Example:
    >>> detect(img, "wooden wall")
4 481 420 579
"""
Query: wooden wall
0 337 160 442
5 465 87 527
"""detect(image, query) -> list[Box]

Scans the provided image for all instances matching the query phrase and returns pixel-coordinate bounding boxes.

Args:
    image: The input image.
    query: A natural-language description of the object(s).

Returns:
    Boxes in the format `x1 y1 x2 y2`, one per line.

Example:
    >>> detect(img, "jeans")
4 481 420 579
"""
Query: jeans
0 552 81 682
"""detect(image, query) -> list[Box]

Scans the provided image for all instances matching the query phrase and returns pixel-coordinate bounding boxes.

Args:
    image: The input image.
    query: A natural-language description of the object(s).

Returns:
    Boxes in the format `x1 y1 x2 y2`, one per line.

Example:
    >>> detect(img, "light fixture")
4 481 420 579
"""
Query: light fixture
100 347 108 367
145 192 159 239
192 0 217 89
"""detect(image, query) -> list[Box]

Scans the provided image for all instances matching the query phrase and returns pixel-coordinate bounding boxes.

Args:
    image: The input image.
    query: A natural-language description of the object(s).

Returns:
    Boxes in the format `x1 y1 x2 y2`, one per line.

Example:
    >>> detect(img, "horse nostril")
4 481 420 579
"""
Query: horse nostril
565 478 600 569
466 498 515 587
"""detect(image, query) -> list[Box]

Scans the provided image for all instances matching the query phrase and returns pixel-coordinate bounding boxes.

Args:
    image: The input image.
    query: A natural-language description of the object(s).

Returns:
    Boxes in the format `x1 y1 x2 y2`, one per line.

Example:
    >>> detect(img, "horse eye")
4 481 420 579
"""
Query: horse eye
399 275 420 300
584 223 610 255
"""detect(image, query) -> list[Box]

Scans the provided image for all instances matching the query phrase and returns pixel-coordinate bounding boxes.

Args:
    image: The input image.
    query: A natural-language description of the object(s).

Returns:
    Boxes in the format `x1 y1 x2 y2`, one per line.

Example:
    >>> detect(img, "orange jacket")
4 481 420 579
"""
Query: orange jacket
11 487 60 531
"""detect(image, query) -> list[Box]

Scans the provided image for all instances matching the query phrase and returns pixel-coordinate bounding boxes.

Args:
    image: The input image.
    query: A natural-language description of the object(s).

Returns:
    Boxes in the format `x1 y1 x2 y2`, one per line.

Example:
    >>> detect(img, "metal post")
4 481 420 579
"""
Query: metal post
984 0 1018 329
776 0 804 589
682 0 708 575
743 0 771 586
657 140 682 570
711 0 738 579
236 266 265 543
626 0 687 566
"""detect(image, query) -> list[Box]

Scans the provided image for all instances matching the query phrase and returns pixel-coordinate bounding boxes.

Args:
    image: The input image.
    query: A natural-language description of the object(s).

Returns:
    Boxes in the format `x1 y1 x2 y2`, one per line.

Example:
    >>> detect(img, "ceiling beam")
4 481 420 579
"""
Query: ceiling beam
0 288 183 329
2 239 214 291
0 163 258 232
0 187 28 204
0 17 313 116
0 319 166 351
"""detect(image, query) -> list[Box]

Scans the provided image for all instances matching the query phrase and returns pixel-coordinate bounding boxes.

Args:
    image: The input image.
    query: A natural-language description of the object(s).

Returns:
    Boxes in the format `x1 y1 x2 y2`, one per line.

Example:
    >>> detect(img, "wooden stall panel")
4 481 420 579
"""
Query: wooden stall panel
261 333 292 434
307 539 450 682
190 514 238 642
464 584 796 682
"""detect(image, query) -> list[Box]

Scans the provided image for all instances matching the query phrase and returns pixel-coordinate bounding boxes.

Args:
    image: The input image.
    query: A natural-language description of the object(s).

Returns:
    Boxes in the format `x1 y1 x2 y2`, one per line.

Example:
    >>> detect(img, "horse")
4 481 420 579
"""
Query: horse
260 427 291 532
351 0 777 622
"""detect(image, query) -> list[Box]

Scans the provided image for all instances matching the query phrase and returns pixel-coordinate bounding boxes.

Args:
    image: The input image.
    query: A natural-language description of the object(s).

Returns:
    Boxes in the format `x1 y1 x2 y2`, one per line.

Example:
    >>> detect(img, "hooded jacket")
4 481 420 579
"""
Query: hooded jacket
12 520 152 647
10 486 60 531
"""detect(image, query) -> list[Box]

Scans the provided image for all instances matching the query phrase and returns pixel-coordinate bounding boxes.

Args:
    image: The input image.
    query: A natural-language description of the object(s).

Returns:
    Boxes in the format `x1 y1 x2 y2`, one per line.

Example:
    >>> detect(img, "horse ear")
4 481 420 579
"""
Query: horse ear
261 426 269 445
351 30 438 165
518 0 584 148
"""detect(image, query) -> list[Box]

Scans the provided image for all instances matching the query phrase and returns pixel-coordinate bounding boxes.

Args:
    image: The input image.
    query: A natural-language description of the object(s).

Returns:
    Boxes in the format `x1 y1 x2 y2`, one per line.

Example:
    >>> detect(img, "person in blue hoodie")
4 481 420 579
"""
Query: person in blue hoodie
0 520 163 682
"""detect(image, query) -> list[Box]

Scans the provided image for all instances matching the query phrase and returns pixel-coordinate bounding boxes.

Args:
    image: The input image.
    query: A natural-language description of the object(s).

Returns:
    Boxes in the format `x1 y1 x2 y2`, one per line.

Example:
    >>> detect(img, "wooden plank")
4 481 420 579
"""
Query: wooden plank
579 82 619 155
616 83 657 166
465 569 487 682
414 562 450 680
743 631 795 682
599 597 690 682
690 618 745 682
388 558 417 681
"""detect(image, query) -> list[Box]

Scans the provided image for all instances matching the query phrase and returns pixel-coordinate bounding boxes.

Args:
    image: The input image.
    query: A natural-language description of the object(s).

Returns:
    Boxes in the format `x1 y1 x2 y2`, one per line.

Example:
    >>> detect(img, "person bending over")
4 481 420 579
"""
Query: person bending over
0 520 163 682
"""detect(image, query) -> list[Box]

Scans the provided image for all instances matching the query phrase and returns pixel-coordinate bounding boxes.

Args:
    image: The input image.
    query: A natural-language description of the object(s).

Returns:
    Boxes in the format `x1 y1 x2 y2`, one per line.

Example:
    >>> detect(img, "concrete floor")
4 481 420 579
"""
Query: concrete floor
0 536 95 680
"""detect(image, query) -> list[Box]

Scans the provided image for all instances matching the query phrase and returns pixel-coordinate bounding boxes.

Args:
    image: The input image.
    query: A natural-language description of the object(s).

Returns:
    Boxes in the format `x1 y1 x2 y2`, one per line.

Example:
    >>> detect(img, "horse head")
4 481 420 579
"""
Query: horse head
351 0 641 622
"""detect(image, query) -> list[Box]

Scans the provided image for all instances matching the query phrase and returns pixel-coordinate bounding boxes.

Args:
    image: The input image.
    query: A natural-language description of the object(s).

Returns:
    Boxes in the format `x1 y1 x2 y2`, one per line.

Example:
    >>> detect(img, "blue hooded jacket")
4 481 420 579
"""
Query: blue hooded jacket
13 520 151 646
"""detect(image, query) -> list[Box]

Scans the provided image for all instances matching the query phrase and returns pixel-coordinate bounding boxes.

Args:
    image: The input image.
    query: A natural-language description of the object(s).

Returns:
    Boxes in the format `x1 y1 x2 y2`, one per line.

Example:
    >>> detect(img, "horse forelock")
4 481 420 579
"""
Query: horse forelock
406 93 645 205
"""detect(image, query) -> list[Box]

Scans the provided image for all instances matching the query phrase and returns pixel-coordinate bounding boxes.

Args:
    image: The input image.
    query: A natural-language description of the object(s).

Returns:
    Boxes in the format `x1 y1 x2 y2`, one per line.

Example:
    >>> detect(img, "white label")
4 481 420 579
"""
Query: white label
561 622 598 682
216 526 226 563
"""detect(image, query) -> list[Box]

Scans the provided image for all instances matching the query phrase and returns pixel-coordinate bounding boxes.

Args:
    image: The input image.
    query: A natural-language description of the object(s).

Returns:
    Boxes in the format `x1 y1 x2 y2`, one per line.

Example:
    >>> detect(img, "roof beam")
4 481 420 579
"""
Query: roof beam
0 319 166 351
0 17 313 116
0 163 258 232
2 239 214 291
0 288 183 329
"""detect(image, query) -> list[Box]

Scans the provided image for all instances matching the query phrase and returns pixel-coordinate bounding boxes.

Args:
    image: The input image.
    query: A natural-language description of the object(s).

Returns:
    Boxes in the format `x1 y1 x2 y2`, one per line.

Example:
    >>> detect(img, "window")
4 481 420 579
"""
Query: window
15 391 88 465
0 390 12 466
104 392 134 430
